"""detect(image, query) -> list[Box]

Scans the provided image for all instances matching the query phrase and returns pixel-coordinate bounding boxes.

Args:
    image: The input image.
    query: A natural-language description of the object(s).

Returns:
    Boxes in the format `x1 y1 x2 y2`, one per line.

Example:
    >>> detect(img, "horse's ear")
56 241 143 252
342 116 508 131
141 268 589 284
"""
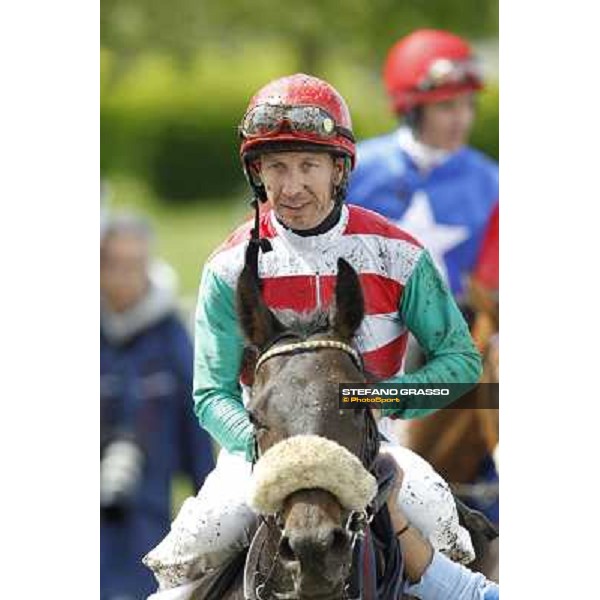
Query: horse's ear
331 258 364 342
236 263 283 349
240 346 259 386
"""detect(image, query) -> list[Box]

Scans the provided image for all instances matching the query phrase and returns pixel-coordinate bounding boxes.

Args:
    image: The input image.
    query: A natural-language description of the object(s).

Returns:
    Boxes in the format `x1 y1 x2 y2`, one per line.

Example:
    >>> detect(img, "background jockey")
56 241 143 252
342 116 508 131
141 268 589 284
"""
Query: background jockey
346 28 498 321
143 73 482 599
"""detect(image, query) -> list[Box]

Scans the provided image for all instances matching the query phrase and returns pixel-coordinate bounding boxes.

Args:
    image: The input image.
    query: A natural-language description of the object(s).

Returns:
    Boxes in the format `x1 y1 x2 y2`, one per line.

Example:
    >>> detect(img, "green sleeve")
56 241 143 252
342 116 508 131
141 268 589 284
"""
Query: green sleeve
381 250 482 419
193 265 254 460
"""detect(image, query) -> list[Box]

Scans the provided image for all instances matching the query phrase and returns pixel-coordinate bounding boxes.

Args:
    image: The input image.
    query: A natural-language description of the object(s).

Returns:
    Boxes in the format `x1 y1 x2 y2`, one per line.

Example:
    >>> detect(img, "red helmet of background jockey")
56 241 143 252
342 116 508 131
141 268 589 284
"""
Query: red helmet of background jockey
383 29 484 114
239 74 356 202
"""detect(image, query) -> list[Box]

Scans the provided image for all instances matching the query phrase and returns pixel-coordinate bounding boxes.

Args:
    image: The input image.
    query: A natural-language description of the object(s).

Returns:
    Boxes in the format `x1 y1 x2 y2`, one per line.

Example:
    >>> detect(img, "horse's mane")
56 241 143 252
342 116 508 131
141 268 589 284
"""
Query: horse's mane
270 308 380 382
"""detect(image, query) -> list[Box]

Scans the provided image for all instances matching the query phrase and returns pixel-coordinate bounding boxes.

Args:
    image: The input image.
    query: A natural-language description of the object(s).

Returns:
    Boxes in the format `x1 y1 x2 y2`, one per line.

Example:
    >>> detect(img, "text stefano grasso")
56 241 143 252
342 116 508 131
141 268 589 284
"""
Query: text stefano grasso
341 387 450 396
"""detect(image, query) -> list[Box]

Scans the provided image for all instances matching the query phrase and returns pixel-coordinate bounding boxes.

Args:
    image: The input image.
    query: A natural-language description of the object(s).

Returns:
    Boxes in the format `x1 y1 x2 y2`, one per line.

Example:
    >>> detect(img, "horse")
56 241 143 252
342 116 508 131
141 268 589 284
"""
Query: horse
195 256 402 600
190 251 496 599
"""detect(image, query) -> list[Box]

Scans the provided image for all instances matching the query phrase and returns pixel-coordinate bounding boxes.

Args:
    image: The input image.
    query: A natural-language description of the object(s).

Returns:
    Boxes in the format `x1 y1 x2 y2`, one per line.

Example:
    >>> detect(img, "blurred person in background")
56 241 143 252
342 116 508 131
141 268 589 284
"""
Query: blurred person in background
346 29 499 529
101 214 215 600
348 28 498 311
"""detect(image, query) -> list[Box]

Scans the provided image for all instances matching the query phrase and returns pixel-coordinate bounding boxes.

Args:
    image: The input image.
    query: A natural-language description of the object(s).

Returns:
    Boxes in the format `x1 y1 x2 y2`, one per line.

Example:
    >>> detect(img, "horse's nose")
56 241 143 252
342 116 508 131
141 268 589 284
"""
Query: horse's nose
282 526 349 562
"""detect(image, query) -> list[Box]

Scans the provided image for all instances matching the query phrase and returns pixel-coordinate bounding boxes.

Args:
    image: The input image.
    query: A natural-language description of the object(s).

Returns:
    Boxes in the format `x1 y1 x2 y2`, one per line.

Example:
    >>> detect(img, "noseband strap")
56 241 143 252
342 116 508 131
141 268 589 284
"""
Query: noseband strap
255 340 363 374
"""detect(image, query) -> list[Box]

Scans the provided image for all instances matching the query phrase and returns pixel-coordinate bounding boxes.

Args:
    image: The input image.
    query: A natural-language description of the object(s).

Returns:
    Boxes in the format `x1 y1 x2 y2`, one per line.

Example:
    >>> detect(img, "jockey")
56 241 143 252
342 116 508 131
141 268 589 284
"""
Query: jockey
143 74 483 598
346 29 498 313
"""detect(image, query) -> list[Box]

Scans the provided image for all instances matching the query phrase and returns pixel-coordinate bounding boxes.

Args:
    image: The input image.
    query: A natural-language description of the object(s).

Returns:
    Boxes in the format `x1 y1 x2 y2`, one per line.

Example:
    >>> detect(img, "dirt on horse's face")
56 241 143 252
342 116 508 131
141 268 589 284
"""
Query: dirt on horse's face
250 340 368 596
250 334 367 456
237 257 374 597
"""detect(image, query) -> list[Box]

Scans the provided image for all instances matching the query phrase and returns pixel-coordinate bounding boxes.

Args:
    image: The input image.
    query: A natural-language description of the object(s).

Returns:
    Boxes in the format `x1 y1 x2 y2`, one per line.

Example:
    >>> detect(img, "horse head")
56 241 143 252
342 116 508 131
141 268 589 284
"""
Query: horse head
237 257 379 598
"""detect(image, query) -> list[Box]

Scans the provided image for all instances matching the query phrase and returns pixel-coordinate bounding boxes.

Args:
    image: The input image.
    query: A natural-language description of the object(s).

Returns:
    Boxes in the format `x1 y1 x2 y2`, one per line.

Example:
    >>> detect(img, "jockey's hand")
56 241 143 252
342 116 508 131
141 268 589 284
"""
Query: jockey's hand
378 454 435 583
376 451 405 523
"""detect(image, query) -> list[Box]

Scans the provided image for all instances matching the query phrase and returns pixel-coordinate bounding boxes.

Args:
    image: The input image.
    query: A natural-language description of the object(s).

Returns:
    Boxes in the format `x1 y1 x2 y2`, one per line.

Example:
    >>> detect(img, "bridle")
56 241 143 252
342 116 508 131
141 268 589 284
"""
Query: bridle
247 334 382 600
255 338 363 374
252 333 379 471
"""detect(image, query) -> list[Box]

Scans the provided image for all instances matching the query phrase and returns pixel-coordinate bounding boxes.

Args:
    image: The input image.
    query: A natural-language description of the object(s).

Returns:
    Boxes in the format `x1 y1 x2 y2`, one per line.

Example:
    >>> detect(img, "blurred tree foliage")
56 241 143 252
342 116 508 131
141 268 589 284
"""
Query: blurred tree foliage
101 0 498 202
101 0 497 75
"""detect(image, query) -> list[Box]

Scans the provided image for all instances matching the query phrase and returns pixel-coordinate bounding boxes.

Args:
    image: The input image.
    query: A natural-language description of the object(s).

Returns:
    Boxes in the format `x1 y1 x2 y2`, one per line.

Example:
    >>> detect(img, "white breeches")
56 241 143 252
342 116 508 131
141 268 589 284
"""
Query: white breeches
144 419 474 599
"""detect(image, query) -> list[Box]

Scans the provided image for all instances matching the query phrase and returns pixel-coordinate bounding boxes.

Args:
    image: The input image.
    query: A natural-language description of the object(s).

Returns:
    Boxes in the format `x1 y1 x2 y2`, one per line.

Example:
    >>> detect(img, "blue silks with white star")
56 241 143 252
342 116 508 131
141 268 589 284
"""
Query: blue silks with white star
347 129 498 300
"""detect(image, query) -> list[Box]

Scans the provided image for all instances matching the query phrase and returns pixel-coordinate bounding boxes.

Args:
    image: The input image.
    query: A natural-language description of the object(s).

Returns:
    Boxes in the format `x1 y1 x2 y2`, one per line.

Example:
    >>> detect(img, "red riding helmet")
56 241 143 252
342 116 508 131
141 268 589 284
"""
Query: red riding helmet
239 74 356 202
383 29 484 114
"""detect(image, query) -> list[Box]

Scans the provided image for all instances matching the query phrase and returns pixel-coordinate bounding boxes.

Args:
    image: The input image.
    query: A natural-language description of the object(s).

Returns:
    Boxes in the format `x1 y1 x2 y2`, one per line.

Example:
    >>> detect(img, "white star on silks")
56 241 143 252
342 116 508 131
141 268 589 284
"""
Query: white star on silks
396 191 469 283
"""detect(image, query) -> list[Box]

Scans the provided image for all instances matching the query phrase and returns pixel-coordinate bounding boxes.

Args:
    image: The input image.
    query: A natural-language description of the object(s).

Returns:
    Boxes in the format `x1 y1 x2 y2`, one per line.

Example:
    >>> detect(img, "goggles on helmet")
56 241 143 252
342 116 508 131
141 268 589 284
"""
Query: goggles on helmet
239 104 355 143
417 58 483 92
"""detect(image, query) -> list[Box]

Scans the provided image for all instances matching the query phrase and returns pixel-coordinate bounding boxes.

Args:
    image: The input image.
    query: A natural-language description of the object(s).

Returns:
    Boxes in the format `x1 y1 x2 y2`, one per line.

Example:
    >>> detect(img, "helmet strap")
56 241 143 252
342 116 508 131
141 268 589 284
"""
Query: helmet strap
243 157 269 203
245 197 273 289
404 106 423 134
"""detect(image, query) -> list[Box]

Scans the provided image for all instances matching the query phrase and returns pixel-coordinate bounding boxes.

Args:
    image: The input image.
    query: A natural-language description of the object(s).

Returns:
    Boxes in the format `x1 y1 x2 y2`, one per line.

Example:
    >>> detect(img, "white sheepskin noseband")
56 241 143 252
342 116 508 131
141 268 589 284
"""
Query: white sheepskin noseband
248 435 377 514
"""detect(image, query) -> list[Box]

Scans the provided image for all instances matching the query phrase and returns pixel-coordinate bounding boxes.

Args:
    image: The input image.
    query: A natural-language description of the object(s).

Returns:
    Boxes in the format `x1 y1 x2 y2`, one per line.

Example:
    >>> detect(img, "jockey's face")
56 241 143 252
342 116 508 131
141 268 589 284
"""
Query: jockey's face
418 92 475 152
258 151 344 230
101 232 150 313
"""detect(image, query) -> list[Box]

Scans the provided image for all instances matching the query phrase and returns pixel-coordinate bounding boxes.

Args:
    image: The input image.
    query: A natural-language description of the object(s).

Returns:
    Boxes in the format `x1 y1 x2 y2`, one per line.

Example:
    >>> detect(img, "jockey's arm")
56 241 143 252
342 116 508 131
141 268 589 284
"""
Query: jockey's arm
385 459 499 600
193 265 254 461
380 250 482 419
